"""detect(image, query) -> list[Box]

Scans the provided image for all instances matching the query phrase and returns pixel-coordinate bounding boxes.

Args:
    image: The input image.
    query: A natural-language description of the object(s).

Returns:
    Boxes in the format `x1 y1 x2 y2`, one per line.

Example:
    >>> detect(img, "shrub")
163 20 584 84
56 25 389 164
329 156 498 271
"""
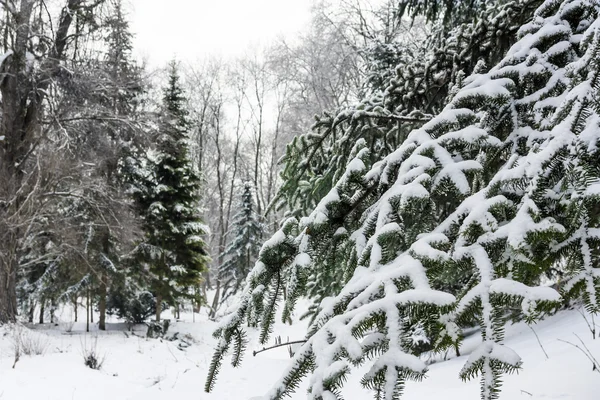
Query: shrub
80 336 105 370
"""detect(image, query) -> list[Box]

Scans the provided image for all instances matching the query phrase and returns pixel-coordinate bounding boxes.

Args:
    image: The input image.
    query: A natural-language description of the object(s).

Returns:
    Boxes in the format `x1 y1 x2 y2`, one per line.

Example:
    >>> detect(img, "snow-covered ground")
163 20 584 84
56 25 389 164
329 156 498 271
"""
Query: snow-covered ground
0 303 599 400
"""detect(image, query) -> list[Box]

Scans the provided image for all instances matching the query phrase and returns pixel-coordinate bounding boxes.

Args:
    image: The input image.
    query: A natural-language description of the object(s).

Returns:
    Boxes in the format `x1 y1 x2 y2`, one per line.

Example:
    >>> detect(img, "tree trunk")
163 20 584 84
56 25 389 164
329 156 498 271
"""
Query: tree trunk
210 281 221 319
192 291 196 323
98 230 111 330
0 10 36 314
98 279 107 330
90 275 94 323
252 73 265 217
28 302 35 323
73 298 78 322
86 289 90 333
39 300 45 324
50 298 56 324
156 293 162 322
210 103 228 318
203 271 212 291
0 259 18 323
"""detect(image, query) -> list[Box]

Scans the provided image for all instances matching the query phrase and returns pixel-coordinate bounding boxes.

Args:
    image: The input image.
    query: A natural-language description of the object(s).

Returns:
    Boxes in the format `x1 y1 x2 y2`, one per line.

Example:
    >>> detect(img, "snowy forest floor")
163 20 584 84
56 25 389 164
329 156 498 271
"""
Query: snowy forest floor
0 300 599 400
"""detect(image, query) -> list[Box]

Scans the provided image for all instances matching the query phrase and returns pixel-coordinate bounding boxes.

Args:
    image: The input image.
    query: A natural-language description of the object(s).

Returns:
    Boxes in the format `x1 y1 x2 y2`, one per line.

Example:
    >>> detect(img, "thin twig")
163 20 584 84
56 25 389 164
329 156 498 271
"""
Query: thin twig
574 333 599 370
576 308 596 339
528 325 549 359
166 342 179 363
171 371 180 389
558 334 599 373
253 339 307 356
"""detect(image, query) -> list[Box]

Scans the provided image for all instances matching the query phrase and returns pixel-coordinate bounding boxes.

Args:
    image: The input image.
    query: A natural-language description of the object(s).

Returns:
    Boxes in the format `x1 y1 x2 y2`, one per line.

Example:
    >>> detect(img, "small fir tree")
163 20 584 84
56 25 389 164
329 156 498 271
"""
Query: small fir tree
218 182 263 305
133 62 209 321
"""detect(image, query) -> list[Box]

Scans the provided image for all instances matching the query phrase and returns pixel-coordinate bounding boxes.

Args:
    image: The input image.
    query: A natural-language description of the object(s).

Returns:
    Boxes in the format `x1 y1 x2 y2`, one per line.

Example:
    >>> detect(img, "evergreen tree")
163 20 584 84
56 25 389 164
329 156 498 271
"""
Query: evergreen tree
206 1 600 399
104 0 144 116
133 62 209 322
218 182 263 305
99 0 148 327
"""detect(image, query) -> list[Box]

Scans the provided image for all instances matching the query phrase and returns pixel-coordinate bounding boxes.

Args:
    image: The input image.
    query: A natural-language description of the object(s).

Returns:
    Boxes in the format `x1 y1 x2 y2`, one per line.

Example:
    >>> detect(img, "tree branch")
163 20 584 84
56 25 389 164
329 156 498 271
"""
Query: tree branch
253 339 307 357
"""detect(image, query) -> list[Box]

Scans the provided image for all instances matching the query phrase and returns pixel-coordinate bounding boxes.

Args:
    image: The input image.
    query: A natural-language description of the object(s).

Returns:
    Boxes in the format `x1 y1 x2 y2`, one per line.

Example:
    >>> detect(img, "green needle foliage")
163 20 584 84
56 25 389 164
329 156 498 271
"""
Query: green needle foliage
274 0 543 219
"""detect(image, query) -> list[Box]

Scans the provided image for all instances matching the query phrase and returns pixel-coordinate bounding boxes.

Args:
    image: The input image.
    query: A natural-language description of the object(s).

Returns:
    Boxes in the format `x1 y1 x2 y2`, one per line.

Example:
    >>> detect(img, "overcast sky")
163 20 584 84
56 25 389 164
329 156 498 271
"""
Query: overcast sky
127 0 313 66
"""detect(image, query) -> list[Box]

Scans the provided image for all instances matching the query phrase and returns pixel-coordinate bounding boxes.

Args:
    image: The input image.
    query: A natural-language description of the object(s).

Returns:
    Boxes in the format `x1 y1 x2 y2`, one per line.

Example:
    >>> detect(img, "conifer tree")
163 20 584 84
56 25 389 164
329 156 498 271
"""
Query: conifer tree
218 182 263 305
133 62 209 322
104 0 144 116
99 0 148 326
206 1 600 399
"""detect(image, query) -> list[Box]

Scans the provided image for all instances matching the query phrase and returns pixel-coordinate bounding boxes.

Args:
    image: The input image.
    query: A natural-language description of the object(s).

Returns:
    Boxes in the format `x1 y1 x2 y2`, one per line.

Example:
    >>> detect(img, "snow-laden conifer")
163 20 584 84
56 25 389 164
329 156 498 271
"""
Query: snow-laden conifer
218 182 264 305
132 63 209 321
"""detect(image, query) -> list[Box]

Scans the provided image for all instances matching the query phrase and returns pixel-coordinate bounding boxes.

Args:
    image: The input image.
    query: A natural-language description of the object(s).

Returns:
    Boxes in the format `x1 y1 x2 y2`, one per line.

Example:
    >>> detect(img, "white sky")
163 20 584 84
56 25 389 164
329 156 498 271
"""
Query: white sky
128 0 313 66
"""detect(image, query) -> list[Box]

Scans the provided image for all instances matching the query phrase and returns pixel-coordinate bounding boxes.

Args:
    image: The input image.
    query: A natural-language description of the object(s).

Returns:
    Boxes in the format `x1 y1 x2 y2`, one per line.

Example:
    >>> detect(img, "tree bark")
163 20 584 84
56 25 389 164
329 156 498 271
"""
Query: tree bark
98 232 109 331
86 289 90 333
209 102 227 319
0 258 18 323
210 281 220 320
98 279 107 330
155 293 162 322
28 302 35 323
252 76 264 217
73 297 78 322
50 298 56 324
39 300 45 324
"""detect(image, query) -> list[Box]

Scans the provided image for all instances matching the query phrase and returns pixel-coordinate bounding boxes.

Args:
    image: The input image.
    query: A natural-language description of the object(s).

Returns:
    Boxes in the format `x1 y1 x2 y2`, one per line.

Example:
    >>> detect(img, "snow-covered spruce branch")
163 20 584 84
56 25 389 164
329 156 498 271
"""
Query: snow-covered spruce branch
206 1 600 399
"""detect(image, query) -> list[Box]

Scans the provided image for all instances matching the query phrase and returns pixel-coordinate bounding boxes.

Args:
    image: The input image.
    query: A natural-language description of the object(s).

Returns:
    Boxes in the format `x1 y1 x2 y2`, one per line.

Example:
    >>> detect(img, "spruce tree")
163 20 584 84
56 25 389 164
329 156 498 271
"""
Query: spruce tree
100 0 148 326
206 1 600 399
218 182 263 305
133 62 209 322
104 0 144 116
